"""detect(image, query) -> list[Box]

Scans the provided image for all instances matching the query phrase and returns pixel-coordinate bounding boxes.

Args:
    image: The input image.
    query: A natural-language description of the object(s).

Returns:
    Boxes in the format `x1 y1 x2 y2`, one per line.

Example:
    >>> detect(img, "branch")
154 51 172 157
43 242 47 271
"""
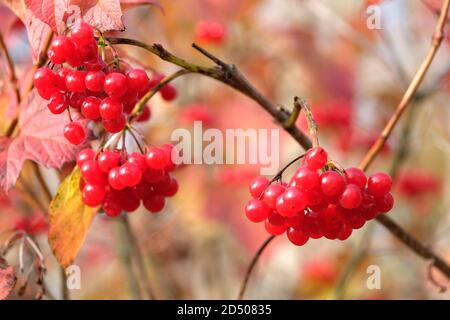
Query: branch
107 8 450 283
238 235 275 300
359 0 450 171
0 32 21 108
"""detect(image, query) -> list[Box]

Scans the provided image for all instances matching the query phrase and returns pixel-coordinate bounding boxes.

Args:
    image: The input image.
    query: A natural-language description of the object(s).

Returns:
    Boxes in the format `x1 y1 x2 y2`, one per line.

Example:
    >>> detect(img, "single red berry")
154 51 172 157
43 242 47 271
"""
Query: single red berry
136 105 151 122
143 195 165 213
294 167 320 190
119 188 141 212
98 151 120 172
160 84 177 101
76 148 95 167
146 147 169 170
339 184 363 209
368 172 392 197
66 44 83 67
66 70 86 92
69 92 86 109
99 97 123 120
104 72 128 97
85 71 105 92
344 167 367 189
55 67 70 90
303 211 323 239
279 187 307 216
81 96 101 120
108 167 126 190
80 160 105 185
376 193 394 213
262 183 286 209
48 92 69 114
264 212 287 235
82 183 106 207
103 114 126 133
249 176 270 198
71 22 94 46
337 224 353 241
119 163 143 187
162 177 179 197
128 152 146 171
320 171 345 197
50 36 76 61
103 193 122 217
64 122 86 145
48 48 65 64
34 68 57 98
305 147 328 170
126 68 149 93
79 39 98 62
245 199 271 223
287 226 309 246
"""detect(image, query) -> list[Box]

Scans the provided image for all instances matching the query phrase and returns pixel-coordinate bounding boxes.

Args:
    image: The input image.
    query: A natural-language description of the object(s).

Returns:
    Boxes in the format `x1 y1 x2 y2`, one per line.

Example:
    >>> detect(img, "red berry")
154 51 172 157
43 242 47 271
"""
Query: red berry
71 22 94 46
79 40 98 62
99 97 123 120
80 160 105 185
104 72 128 97
305 147 328 170
34 68 57 98
48 48 65 64
119 163 142 187
108 167 126 190
249 176 269 198
376 192 394 213
160 84 177 101
69 92 86 109
279 187 307 216
103 193 122 217
337 224 353 241
262 183 285 209
55 67 70 90
98 151 120 172
136 105 151 122
143 168 165 183
85 71 105 92
48 92 69 114
128 152 146 171
81 96 101 120
303 211 322 239
103 114 126 133
50 36 75 62
162 177 179 197
320 171 345 197
76 148 95 167
368 172 392 197
126 68 149 93
143 195 165 213
294 167 320 190
146 147 169 170
339 184 363 209
345 167 367 189
287 226 309 246
66 70 86 92
64 122 85 145
264 212 286 235
245 199 271 223
82 183 106 207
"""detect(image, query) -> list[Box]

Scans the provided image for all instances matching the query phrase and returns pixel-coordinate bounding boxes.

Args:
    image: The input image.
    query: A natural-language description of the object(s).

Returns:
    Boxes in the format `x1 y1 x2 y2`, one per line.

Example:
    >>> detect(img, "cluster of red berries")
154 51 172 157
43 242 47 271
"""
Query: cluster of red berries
32 22 177 145
76 144 178 216
245 147 394 246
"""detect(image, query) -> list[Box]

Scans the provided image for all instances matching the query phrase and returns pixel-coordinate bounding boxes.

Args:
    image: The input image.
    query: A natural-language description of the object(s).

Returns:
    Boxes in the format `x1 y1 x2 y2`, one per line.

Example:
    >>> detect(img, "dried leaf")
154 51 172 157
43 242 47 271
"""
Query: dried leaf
0 257 16 300
48 168 99 268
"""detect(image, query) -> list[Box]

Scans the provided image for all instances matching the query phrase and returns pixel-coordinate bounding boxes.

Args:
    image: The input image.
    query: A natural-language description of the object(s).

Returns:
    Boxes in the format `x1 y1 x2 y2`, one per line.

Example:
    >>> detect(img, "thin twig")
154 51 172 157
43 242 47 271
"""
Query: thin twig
0 31 21 109
238 235 275 300
359 0 450 171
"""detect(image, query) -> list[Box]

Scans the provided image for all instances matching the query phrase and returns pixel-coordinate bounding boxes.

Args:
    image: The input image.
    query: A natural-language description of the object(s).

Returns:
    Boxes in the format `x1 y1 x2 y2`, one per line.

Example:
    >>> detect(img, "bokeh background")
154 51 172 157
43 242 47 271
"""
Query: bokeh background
1 0 450 299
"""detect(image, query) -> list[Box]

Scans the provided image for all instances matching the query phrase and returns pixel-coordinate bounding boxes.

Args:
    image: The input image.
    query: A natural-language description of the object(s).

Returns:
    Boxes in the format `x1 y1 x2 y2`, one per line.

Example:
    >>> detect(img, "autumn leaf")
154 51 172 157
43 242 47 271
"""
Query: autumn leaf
24 0 70 33
48 168 99 268
0 91 86 191
0 257 16 300
120 0 161 11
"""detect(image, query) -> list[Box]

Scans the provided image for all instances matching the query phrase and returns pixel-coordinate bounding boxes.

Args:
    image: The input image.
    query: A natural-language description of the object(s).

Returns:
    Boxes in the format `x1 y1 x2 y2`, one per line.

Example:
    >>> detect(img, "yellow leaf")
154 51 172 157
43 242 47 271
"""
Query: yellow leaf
48 168 99 268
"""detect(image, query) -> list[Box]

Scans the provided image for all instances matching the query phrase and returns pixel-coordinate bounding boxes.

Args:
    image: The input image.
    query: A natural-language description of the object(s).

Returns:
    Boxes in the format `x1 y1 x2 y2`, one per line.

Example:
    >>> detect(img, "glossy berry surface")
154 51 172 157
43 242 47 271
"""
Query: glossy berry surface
64 122 85 145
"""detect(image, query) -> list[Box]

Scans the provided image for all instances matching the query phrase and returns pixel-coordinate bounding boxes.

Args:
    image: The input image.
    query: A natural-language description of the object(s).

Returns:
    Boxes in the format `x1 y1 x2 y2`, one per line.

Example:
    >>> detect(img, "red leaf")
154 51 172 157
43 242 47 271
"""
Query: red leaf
120 0 161 10
24 14 52 63
24 0 70 33
0 258 16 300
70 0 124 32
0 91 87 191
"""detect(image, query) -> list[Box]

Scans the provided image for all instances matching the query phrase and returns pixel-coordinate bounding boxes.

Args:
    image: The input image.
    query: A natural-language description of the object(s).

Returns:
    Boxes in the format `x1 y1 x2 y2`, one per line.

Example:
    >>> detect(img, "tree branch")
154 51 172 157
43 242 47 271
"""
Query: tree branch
107 2 450 283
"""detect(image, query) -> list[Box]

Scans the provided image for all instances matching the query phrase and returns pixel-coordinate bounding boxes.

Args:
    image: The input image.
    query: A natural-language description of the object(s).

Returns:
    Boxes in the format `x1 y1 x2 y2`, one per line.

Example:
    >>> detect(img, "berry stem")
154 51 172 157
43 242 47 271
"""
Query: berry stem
126 126 145 154
237 235 275 300
0 31 21 111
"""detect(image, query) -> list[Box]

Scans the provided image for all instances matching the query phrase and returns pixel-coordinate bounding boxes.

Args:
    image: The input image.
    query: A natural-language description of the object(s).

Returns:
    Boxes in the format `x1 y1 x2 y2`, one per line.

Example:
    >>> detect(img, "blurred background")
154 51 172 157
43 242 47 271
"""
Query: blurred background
1 0 449 299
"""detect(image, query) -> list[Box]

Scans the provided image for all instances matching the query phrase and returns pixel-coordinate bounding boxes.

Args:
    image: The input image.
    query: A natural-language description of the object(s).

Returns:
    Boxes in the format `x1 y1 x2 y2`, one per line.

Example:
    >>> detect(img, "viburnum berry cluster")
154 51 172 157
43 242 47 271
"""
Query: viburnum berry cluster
31 22 181 216
245 147 394 246
32 22 177 146
77 144 178 216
